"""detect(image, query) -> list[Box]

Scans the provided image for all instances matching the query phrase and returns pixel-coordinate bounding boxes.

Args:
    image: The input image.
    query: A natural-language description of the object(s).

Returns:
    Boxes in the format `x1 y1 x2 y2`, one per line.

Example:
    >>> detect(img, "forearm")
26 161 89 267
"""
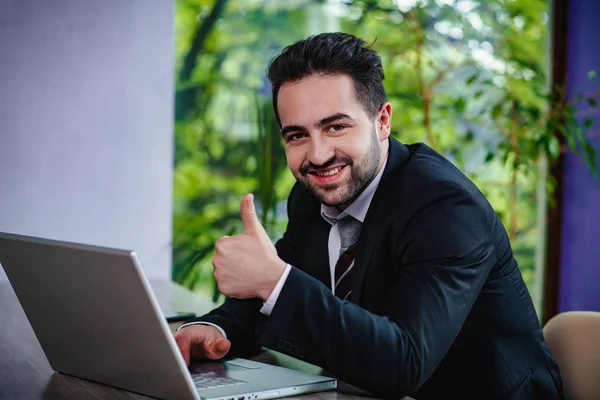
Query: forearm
256 268 424 398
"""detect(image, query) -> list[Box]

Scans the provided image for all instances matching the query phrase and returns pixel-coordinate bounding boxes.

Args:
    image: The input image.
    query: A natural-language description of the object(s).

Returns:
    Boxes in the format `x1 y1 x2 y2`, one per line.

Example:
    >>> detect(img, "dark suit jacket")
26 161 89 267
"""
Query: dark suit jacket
189 138 564 399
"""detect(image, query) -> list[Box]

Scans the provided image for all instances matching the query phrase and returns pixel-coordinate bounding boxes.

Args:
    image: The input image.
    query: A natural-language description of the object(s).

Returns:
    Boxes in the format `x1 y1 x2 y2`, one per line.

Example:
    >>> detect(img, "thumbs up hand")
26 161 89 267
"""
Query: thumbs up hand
211 194 287 300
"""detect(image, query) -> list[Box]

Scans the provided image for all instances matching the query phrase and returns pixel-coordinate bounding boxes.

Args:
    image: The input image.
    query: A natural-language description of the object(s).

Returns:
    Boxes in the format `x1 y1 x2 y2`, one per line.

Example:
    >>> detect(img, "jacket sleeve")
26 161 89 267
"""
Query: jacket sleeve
255 181 498 398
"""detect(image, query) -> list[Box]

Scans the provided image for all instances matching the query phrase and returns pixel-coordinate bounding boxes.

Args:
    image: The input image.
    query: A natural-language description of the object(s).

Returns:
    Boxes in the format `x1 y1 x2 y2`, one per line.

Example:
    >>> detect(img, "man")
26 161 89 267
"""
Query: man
174 32 564 399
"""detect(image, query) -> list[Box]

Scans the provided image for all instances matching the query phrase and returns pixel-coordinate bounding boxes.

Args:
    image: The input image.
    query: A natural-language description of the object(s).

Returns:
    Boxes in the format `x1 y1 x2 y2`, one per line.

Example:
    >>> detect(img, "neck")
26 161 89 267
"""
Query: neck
374 139 389 178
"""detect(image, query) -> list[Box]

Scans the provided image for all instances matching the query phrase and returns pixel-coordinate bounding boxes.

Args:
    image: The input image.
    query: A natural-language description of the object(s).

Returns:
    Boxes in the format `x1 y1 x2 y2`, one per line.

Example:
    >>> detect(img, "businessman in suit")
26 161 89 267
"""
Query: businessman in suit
174 32 564 399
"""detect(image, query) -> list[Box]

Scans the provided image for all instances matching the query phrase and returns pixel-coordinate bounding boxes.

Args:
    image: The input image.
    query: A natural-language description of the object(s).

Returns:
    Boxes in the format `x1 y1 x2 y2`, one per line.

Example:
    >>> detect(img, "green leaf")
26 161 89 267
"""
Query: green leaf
588 97 598 107
513 158 522 170
548 136 560 159
466 74 478 85
464 130 475 143
584 118 594 129
588 70 598 80
485 151 495 163
454 97 466 113
564 129 576 150
582 141 598 178
583 141 596 159
492 103 503 119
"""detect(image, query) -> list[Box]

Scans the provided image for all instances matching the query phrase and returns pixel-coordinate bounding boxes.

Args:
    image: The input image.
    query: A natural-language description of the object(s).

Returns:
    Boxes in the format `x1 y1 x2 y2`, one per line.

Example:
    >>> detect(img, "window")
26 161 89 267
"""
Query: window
172 0 595 310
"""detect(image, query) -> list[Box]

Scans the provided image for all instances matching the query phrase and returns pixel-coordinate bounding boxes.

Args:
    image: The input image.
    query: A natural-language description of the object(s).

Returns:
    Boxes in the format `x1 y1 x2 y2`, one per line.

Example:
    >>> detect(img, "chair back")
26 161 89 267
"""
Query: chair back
543 311 600 400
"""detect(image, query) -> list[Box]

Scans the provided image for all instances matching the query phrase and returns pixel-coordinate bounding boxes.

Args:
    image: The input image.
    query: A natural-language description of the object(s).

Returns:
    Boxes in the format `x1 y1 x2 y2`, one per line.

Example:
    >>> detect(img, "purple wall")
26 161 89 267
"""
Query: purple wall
559 0 600 312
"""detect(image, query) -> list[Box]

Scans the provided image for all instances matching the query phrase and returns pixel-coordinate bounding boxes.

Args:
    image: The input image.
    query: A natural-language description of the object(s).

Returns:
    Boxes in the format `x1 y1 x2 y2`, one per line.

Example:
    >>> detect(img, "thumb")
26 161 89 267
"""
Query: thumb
207 338 231 360
215 338 231 356
240 193 263 235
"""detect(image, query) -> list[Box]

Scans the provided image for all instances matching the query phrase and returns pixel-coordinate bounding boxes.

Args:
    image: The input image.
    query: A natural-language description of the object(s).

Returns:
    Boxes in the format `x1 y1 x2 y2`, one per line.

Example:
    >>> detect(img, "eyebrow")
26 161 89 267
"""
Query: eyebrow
280 113 356 137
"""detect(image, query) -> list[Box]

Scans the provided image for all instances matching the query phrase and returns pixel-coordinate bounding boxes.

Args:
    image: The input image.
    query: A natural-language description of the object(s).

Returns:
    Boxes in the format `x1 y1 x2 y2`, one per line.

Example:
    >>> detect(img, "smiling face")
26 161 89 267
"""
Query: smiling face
278 74 392 209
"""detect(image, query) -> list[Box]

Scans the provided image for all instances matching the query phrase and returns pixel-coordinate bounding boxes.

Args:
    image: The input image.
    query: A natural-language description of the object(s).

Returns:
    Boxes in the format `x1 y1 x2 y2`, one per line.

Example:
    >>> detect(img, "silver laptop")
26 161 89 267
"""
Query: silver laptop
0 232 337 400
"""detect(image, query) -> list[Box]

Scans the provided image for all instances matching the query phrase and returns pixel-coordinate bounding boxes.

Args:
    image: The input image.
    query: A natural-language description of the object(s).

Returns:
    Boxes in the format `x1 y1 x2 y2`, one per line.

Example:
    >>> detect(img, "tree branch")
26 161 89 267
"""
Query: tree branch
429 63 458 92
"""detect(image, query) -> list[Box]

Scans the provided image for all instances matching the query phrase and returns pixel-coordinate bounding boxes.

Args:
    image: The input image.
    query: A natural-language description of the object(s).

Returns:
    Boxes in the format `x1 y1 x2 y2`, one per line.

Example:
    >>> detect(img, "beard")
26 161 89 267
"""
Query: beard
297 127 382 209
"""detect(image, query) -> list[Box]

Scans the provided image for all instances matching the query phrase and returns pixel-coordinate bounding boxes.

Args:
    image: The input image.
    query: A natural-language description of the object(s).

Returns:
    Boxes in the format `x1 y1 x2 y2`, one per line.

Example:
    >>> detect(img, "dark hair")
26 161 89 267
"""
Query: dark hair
267 32 387 125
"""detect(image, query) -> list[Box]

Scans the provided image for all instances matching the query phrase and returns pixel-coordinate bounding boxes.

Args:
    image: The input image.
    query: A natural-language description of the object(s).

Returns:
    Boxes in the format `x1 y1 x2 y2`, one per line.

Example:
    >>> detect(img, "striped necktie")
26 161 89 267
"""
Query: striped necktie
334 216 362 300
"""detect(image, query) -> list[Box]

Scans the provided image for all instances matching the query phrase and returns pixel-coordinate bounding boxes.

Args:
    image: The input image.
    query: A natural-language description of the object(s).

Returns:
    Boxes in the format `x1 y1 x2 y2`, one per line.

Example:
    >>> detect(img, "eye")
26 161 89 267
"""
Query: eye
285 132 306 143
328 124 345 133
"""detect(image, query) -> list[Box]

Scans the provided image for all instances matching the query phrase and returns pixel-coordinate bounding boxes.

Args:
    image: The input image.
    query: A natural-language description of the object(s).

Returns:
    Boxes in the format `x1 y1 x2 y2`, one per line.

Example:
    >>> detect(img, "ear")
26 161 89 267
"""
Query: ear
376 102 392 142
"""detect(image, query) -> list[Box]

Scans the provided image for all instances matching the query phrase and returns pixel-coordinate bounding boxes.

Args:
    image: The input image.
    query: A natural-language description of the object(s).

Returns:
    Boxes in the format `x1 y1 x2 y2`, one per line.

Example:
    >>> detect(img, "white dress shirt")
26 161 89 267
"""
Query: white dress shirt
178 157 388 336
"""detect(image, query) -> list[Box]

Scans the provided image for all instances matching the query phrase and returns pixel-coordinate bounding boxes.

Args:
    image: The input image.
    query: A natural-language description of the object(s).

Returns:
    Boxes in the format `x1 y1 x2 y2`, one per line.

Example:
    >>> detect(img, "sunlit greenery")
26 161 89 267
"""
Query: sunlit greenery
172 0 598 303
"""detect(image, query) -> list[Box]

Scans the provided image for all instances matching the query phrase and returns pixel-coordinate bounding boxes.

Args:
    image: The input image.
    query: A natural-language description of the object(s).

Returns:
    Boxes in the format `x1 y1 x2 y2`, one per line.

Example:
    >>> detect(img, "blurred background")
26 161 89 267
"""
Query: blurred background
170 0 598 313
0 0 598 325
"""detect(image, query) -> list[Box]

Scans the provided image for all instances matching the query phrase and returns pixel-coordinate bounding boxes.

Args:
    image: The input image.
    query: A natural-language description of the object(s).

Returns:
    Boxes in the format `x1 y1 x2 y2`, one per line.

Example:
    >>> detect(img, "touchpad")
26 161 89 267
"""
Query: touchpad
224 359 262 370
190 361 251 374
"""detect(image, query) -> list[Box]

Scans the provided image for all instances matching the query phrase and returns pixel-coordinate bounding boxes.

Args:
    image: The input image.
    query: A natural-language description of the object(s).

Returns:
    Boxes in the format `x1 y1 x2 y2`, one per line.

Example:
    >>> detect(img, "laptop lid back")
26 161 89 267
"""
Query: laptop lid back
0 232 198 400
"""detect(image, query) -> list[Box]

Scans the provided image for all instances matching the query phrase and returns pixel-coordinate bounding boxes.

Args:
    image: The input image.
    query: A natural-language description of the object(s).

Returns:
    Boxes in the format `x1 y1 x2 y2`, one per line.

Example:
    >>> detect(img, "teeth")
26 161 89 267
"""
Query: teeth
316 167 341 177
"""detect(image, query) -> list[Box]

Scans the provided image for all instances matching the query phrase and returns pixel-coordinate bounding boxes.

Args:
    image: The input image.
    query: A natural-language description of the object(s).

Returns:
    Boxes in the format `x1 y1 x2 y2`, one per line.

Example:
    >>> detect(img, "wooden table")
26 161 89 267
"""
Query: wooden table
0 279 379 400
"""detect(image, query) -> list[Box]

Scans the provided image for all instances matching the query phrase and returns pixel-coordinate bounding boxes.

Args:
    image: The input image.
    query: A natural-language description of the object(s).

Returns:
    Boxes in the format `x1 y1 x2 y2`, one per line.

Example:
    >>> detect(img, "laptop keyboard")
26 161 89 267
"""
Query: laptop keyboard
191 371 247 389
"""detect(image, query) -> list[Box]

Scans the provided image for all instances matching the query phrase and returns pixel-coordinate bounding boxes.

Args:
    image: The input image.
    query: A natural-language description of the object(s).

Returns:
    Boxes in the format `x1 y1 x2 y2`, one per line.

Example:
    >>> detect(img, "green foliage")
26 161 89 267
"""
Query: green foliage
172 0 599 301
172 0 305 298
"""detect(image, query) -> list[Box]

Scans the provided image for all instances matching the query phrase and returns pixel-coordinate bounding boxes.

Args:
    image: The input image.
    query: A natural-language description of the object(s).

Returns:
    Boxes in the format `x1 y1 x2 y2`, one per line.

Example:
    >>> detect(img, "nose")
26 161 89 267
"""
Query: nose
307 136 335 166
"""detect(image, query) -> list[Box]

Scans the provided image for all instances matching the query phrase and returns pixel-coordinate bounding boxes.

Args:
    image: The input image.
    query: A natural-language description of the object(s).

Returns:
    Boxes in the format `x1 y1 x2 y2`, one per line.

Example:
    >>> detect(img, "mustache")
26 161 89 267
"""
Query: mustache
300 156 353 175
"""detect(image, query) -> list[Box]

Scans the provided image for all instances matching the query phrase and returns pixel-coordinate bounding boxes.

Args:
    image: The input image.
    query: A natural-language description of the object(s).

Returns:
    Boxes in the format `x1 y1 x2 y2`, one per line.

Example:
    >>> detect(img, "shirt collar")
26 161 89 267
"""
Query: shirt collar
320 155 388 225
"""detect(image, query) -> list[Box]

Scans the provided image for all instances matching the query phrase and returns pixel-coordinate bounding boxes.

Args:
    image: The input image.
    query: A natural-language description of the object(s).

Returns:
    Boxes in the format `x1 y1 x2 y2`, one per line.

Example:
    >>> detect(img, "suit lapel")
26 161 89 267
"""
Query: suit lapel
302 216 333 288
349 137 410 304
